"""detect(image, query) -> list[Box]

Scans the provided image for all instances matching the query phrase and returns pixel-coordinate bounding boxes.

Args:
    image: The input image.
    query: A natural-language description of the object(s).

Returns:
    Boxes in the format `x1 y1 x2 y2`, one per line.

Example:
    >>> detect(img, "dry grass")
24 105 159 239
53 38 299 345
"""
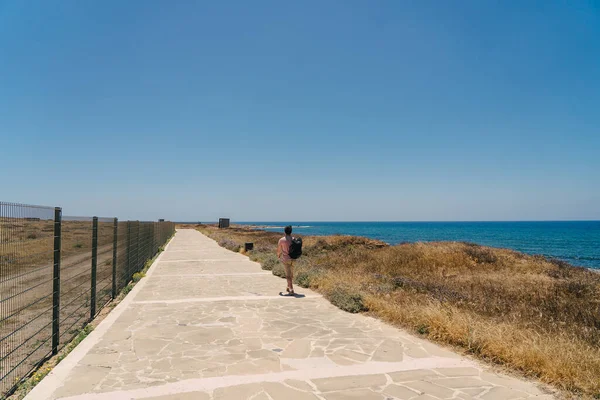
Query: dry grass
194 224 600 398
0 219 115 277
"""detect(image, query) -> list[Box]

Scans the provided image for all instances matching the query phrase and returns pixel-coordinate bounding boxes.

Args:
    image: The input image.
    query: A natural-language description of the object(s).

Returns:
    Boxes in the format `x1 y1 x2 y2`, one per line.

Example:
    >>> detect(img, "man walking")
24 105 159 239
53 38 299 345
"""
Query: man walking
277 225 295 295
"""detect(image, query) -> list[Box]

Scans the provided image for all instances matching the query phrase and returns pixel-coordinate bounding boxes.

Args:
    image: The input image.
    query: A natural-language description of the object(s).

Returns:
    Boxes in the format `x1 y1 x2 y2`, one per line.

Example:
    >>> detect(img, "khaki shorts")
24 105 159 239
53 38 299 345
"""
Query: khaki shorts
283 260 294 277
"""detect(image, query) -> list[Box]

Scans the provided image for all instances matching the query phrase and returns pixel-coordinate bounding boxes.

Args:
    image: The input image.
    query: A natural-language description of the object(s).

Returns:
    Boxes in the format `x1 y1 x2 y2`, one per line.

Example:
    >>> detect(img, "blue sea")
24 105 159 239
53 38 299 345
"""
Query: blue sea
237 221 600 269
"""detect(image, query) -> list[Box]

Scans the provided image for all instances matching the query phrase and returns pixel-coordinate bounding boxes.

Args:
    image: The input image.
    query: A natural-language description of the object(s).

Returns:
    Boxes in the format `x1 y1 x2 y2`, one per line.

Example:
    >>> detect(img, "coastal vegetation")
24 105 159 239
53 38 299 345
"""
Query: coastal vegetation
195 224 600 398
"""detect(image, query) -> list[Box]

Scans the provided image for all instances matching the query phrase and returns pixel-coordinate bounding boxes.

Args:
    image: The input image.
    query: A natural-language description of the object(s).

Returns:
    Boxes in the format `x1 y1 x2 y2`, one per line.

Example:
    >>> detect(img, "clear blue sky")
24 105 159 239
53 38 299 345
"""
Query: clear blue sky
1 1 599 221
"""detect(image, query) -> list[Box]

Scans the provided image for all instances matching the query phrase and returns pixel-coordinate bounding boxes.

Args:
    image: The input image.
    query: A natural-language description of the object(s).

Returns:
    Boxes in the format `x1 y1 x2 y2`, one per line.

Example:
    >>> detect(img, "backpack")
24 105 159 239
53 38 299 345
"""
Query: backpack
289 237 303 259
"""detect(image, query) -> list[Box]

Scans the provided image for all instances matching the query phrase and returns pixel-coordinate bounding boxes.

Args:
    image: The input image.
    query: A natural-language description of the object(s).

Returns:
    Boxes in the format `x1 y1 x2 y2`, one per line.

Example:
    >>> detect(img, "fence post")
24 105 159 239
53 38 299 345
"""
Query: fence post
136 221 140 272
90 216 98 320
152 223 156 254
149 224 153 259
157 222 161 250
142 223 147 262
112 218 118 299
126 221 131 279
52 207 62 355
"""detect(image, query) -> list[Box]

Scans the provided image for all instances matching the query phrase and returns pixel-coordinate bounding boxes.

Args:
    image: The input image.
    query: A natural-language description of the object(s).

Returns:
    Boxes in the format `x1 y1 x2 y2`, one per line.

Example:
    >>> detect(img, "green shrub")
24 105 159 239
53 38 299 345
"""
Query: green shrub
57 325 93 363
261 254 279 271
248 250 270 264
143 259 153 270
327 286 367 313
272 263 286 278
248 252 262 262
132 272 145 282
295 271 311 288
218 239 241 252
294 269 322 288
463 243 498 263
122 283 134 295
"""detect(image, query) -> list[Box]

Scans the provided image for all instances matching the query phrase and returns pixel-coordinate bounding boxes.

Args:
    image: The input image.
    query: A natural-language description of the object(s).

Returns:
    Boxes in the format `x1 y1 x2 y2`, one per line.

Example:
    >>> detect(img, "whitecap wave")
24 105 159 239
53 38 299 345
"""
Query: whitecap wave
246 225 313 229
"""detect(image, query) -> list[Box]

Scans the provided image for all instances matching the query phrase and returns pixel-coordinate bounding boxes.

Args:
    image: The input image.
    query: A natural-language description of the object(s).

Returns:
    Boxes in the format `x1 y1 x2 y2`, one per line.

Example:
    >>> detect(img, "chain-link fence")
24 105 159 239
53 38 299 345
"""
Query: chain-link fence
0 202 175 397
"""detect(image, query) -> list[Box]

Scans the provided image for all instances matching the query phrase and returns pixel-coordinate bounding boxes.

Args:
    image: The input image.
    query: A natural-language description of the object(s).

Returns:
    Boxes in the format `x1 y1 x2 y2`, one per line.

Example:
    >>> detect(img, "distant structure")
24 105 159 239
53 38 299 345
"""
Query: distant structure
218 218 230 228
158 219 165 222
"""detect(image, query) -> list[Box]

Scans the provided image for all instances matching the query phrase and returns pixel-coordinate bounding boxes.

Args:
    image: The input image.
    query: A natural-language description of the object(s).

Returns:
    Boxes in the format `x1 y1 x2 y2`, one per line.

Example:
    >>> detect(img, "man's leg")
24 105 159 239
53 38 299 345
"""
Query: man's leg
284 261 294 292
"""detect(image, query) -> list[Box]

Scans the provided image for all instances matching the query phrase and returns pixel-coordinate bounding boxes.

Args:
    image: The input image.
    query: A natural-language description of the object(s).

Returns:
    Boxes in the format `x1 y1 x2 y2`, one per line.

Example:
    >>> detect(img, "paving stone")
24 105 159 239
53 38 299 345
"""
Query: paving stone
133 338 170 357
372 339 404 362
419 342 462 359
51 365 111 398
263 382 320 399
213 383 263 399
432 377 491 389
434 367 480 377
81 352 120 367
404 380 456 399
322 389 386 399
481 387 530 400
404 345 430 358
310 348 325 357
284 379 315 392
281 325 321 339
460 387 489 396
382 384 421 399
248 349 278 359
480 372 546 396
412 395 439 400
312 374 388 392
249 393 271 400
281 339 312 358
147 392 210 399
327 353 362 366
388 370 441 383
333 349 370 362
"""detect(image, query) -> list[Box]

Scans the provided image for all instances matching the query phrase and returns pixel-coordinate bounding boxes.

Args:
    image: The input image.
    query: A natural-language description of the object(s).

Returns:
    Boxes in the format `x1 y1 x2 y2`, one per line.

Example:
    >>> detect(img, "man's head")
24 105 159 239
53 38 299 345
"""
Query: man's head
284 225 292 236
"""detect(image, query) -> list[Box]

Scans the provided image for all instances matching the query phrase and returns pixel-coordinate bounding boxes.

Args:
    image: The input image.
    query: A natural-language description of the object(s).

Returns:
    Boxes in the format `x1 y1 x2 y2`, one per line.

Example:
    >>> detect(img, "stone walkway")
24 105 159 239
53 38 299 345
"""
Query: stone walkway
26 229 555 400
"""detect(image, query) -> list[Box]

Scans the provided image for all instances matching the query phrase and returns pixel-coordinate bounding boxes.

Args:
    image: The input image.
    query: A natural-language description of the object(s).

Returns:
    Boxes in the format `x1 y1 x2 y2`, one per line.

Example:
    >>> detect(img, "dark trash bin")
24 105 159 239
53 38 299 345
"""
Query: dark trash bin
245 242 254 251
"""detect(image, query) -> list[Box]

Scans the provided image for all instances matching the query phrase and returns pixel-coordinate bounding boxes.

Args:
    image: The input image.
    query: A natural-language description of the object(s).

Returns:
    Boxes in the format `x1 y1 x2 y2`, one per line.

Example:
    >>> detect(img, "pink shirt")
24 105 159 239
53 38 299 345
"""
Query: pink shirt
278 236 292 262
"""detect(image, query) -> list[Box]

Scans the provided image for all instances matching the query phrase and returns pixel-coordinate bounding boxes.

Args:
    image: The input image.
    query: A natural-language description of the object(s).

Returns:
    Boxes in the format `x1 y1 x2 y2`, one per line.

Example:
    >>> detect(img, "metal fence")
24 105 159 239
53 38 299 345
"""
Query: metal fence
0 202 175 397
